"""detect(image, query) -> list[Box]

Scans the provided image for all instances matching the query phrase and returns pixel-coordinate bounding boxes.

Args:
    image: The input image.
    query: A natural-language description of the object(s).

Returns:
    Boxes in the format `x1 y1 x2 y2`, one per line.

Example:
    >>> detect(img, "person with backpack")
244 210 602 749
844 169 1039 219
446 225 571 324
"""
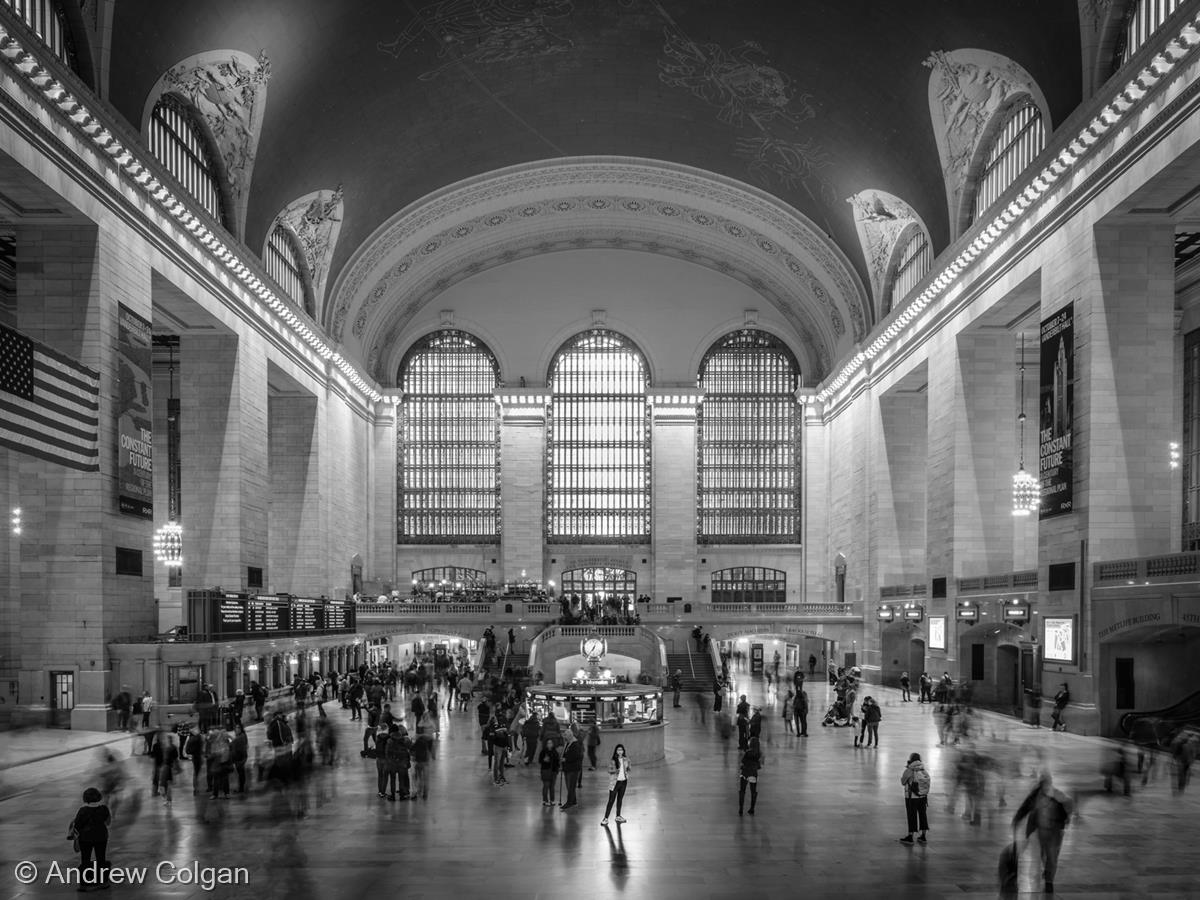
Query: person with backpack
1051 683 1070 732
899 751 931 844
1012 773 1073 893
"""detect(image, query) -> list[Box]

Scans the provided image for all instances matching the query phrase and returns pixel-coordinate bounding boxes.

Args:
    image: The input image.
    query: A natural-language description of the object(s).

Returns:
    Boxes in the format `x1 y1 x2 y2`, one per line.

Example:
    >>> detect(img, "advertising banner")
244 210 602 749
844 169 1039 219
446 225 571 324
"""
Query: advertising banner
116 304 153 518
1039 302 1074 518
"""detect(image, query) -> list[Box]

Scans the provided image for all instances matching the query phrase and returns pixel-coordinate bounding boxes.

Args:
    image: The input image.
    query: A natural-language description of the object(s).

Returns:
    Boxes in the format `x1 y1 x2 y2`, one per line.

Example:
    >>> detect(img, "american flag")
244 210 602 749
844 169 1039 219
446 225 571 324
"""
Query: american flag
0 323 100 472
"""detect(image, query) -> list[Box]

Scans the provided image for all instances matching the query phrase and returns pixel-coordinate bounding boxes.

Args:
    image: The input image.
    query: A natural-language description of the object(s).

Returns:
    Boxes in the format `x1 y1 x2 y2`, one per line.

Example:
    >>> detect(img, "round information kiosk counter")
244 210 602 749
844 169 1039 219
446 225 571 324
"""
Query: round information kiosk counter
526 685 666 765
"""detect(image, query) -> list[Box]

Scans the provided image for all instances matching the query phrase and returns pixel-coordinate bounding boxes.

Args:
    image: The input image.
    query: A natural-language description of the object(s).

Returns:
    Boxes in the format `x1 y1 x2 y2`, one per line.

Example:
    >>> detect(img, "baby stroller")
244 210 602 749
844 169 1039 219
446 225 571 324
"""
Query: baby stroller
822 697 853 727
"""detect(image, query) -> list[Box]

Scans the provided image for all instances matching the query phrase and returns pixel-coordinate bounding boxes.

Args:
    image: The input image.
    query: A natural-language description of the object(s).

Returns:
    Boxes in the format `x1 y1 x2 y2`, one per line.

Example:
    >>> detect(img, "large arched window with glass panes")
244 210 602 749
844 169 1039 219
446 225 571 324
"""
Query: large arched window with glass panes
398 330 500 543
970 100 1045 226
147 94 227 227
547 329 650 542
264 223 313 316
3 0 78 73
698 329 800 543
886 227 933 316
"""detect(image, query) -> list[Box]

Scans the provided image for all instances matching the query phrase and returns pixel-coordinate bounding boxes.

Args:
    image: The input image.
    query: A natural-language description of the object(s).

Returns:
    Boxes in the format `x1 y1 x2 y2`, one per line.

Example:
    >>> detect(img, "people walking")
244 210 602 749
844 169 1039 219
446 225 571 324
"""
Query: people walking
899 752 931 844
862 696 882 748
1013 773 1073 893
783 689 795 734
899 672 911 702
918 672 932 703
794 688 808 737
70 787 112 889
738 736 763 815
539 738 560 806
1051 683 1070 732
230 723 248 794
585 722 602 770
601 743 631 826
670 669 683 708
561 731 583 809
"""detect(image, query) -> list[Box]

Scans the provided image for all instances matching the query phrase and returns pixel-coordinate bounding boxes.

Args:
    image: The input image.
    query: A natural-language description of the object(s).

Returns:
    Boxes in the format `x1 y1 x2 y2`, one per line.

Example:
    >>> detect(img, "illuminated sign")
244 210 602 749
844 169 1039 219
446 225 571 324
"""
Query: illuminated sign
1044 616 1075 663
903 606 924 621
956 606 979 621
877 607 894 622
1003 604 1030 621
928 616 945 650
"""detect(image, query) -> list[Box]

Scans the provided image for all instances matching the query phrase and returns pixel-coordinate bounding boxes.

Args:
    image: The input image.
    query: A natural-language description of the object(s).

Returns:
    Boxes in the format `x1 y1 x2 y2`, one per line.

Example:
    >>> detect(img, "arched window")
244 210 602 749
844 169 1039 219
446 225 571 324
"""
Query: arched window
559 566 637 613
398 330 500 543
698 329 799 543
970 101 1045 227
710 567 787 604
264 223 313 316
3 0 77 72
147 94 227 227
548 329 650 542
411 566 488 590
886 228 933 316
1120 0 1184 64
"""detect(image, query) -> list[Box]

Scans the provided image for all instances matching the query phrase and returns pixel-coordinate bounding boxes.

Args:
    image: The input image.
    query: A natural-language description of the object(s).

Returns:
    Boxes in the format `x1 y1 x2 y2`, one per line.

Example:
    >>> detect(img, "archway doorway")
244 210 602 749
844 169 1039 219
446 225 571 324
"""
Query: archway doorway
880 621 925 688
957 622 1024 714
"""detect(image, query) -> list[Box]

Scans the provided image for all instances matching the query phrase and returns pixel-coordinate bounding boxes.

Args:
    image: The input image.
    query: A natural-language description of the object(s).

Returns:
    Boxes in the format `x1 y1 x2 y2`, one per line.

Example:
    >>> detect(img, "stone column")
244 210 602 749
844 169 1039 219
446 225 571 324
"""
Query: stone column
268 393 320 593
650 390 700 599
800 394 829 604
180 332 269 591
497 390 547 584
371 399 398 590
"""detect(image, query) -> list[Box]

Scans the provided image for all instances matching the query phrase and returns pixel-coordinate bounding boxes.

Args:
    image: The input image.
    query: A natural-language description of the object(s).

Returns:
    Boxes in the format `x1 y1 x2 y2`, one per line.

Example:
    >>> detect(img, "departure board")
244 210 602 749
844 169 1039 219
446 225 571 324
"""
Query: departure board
191 591 356 639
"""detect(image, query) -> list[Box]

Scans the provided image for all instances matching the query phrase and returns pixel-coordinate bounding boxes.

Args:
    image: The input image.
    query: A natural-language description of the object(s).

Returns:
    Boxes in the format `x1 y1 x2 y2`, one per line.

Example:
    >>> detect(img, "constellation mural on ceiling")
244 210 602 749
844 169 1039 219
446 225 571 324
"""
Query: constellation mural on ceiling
377 0 575 81
653 7 831 213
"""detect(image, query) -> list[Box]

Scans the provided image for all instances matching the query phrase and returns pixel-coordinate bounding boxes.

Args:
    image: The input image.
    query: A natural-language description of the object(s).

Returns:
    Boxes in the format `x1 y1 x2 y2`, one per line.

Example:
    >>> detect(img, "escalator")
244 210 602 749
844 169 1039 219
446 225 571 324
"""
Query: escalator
1119 689 1200 747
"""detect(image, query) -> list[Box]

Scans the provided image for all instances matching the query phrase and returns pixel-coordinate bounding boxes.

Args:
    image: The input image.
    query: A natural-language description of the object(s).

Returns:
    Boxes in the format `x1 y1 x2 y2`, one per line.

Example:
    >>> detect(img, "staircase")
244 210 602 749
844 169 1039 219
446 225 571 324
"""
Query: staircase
666 650 716 693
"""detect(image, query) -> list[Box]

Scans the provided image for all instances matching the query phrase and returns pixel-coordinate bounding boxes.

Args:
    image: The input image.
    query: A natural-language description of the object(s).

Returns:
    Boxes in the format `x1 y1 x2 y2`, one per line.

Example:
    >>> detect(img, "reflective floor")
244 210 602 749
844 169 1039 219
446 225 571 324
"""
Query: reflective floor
1 679 1198 899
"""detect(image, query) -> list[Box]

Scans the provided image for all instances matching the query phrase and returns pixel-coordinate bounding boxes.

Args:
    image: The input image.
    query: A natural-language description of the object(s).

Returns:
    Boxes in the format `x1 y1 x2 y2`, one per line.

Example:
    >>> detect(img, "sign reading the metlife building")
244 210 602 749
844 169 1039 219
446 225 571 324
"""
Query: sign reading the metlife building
1039 302 1074 518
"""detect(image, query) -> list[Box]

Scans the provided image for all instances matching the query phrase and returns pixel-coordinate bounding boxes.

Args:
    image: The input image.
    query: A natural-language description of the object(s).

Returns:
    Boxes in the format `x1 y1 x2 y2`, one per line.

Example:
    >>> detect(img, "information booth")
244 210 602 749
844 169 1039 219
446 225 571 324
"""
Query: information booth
526 685 665 765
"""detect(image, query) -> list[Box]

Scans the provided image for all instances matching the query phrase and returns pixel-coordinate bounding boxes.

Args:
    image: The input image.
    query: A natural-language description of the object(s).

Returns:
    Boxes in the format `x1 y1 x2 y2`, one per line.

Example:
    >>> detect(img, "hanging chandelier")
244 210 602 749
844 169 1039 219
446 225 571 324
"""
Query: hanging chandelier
153 520 183 566
1012 334 1040 516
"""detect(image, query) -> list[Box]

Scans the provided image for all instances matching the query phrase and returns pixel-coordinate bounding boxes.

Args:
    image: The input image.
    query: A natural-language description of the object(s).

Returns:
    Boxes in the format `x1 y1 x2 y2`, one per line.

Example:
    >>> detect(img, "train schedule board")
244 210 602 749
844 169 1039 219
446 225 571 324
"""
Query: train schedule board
291 598 324 631
187 590 358 639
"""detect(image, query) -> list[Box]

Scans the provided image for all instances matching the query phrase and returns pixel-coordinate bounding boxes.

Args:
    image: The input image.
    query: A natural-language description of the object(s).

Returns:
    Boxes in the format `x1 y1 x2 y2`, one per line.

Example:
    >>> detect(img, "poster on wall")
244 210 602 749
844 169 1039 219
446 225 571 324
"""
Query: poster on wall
1039 302 1074 518
116 303 153 518
928 616 946 651
1044 616 1076 664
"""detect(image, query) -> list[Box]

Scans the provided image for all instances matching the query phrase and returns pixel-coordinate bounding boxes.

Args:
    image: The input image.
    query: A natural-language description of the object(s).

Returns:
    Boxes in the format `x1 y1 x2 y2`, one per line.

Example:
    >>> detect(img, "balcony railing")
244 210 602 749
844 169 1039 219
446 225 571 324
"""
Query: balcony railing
880 584 927 599
957 570 1037 595
1095 552 1200 585
355 600 864 622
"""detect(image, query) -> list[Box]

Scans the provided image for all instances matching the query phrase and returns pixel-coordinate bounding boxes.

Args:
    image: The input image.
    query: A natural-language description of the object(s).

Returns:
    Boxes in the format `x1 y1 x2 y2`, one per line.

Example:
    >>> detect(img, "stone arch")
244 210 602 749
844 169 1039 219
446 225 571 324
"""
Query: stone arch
329 157 870 383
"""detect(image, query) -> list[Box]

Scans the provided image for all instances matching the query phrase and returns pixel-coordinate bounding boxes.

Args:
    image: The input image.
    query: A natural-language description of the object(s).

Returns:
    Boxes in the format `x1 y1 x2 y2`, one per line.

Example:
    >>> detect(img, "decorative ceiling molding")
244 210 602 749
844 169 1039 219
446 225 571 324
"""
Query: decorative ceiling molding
923 49 1050 235
269 186 345 316
847 189 930 313
141 49 271 238
330 157 870 378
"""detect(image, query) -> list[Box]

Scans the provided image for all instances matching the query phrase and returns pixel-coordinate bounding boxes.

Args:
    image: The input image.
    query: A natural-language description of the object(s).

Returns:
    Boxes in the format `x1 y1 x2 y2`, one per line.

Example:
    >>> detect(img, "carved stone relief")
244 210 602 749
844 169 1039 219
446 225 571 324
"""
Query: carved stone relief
143 50 272 237
271 186 345 313
922 49 1047 231
846 189 928 311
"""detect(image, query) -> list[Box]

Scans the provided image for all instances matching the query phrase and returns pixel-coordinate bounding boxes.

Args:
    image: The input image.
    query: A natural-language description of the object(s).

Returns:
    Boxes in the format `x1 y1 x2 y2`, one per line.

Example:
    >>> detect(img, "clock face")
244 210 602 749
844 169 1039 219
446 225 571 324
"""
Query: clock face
583 637 604 658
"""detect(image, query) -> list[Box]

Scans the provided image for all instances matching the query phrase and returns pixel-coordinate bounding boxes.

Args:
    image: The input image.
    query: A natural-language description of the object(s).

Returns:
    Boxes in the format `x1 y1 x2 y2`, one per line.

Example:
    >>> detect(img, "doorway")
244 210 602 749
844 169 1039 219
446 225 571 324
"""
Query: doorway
49 671 73 728
996 645 1020 712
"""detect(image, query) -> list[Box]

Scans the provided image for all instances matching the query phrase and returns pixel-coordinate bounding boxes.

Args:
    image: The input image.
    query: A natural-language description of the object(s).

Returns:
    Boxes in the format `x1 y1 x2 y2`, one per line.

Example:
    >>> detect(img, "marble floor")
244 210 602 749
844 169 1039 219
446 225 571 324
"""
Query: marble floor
1 678 1198 900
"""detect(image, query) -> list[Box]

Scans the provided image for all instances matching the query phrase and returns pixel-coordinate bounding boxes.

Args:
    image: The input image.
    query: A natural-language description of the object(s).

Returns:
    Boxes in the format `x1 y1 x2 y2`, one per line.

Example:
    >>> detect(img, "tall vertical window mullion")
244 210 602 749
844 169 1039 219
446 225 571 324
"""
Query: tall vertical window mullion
264 224 309 313
1122 0 1183 65
1183 329 1200 550
971 101 1045 227
548 329 649 543
398 330 500 544
698 329 799 543
148 95 227 229
888 229 933 317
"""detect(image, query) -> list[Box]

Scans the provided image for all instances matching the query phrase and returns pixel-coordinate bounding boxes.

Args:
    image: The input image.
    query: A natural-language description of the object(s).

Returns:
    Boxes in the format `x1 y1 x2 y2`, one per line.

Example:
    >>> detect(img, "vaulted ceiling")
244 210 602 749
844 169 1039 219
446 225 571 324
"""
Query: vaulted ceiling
106 1 1083 378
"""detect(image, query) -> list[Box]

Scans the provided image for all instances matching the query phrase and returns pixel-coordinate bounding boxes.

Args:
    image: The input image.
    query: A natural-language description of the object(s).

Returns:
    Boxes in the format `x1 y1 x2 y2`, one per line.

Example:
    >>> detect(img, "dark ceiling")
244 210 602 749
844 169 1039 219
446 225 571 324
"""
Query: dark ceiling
107 0 1082 300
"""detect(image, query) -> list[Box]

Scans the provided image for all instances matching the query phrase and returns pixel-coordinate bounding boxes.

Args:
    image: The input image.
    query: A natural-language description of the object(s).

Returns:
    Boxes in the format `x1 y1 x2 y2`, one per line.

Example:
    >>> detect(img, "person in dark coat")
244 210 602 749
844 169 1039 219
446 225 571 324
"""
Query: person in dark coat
561 731 583 809
70 787 112 888
738 737 763 815
1013 774 1073 893
713 678 724 713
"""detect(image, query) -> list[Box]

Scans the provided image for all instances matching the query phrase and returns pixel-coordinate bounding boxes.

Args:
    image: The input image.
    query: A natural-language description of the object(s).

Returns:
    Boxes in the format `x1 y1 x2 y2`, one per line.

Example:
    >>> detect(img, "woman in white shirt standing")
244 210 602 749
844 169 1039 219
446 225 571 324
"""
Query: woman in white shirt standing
601 743 632 826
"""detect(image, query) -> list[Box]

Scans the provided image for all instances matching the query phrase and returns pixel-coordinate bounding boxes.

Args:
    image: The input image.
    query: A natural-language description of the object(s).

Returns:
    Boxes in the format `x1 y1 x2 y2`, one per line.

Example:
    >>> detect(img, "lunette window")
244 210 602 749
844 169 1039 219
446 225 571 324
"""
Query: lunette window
970 100 1045 227
148 95 227 227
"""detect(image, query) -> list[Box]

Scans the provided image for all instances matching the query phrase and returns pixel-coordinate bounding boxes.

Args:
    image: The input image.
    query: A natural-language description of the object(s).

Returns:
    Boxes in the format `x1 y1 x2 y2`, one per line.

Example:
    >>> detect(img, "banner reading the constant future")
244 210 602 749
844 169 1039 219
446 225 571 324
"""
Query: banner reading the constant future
117 303 153 518
1039 302 1073 518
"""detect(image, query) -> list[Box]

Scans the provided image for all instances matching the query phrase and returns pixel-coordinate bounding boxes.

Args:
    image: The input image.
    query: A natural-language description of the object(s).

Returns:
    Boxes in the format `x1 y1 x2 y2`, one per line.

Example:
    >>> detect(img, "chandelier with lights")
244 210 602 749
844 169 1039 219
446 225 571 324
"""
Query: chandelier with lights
1013 334 1040 516
153 520 183 567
